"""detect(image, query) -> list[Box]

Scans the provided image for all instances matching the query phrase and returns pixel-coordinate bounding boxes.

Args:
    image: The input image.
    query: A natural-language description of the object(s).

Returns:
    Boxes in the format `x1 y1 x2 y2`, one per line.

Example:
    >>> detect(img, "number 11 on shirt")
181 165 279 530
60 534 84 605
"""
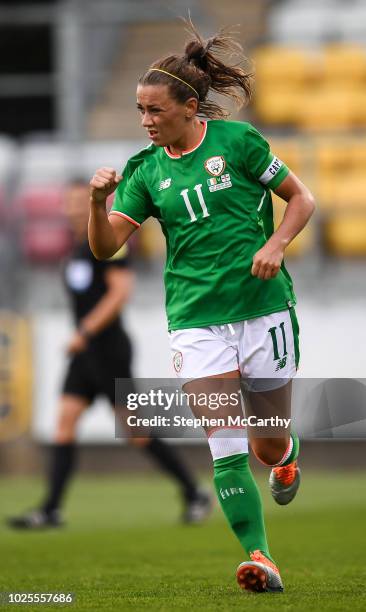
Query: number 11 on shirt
180 185 210 222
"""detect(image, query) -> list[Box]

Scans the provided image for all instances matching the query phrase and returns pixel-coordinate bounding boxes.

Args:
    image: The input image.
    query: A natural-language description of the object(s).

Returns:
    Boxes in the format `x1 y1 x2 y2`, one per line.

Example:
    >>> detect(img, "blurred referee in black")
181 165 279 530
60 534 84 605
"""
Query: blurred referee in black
8 179 211 529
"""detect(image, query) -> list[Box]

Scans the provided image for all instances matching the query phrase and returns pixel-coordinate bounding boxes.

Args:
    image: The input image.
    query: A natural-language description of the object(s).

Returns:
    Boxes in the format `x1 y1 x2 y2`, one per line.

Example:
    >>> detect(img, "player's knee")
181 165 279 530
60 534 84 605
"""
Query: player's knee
251 437 289 466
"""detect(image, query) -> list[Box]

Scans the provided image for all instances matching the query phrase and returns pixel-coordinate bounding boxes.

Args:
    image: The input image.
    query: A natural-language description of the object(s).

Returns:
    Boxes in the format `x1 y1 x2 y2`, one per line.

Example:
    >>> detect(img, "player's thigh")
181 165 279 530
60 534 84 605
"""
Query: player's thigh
169 326 238 379
170 326 243 434
184 370 243 436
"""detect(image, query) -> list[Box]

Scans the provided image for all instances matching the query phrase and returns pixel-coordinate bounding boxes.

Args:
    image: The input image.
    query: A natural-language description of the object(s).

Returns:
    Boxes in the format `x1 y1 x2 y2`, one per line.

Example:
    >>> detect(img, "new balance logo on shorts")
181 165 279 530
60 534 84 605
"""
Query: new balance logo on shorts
275 357 287 371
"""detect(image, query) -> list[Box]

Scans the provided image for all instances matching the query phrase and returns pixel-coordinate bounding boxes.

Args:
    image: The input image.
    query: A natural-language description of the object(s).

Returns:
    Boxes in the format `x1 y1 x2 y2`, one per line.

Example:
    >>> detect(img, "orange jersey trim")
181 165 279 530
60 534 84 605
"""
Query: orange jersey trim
164 121 207 159
109 210 140 228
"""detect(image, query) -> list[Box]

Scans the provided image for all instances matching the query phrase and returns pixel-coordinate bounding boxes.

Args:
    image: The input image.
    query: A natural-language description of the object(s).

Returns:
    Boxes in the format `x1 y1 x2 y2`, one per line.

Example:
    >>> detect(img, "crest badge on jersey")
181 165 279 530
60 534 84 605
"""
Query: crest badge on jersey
204 156 226 176
173 351 183 373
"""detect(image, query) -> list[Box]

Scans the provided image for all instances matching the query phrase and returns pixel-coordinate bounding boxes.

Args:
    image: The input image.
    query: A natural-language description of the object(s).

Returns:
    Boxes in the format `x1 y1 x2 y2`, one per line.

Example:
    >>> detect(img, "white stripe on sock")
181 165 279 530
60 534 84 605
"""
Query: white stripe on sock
274 436 293 467
208 427 248 461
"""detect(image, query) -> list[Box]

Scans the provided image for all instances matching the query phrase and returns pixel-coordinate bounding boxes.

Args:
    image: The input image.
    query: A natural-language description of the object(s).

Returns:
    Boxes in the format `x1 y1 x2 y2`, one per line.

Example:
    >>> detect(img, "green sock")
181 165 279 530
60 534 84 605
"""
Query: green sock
280 432 300 466
213 452 274 562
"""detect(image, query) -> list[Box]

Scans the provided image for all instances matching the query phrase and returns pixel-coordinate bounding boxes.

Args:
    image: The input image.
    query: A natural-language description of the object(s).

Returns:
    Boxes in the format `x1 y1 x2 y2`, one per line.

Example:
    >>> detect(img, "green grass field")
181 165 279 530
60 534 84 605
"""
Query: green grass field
1 471 366 612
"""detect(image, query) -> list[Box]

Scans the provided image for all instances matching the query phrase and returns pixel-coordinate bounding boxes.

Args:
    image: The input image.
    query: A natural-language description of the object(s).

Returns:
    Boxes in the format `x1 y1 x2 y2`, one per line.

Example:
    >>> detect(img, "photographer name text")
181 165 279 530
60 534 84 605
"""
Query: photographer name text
126 415 291 429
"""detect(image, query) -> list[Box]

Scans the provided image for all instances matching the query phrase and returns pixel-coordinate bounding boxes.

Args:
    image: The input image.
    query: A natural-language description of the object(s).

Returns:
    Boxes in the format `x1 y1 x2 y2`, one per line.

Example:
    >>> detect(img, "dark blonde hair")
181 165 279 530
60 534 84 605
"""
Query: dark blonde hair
139 19 253 119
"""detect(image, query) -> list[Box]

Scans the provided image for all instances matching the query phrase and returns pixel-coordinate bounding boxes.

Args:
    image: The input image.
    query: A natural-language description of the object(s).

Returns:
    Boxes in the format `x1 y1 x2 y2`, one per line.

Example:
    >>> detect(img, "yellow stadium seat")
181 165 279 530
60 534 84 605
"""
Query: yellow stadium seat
319 140 366 172
348 142 366 168
254 86 303 125
315 140 350 174
267 139 303 175
253 45 366 129
322 44 366 84
253 46 321 126
351 91 366 127
253 46 320 85
324 214 366 256
298 88 359 131
315 174 366 210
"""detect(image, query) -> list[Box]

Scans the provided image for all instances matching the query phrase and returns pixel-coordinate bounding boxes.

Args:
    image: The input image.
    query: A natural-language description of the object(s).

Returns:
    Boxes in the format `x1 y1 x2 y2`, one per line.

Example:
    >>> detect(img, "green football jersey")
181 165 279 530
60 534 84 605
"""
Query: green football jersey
111 120 296 331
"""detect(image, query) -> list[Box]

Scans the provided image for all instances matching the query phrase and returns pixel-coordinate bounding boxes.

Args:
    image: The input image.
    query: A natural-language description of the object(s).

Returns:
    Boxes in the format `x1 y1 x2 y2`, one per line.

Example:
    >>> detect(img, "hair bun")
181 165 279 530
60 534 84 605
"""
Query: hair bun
184 40 208 70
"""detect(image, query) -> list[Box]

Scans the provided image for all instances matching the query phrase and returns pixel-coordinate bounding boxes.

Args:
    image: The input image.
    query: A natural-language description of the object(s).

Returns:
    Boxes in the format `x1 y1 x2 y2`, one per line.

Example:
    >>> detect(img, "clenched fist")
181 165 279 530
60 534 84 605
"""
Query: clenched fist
90 167 123 203
251 242 284 280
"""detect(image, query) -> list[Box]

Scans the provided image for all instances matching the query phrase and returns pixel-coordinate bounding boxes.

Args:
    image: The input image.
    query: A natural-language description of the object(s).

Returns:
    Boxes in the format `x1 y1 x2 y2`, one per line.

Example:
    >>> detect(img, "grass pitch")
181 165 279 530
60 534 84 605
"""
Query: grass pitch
1 470 366 611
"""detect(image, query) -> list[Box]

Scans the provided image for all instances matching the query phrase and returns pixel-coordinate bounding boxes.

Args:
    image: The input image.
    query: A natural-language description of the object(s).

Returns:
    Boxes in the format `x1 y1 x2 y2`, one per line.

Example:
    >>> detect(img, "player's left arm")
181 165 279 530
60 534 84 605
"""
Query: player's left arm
67 266 134 354
251 172 315 280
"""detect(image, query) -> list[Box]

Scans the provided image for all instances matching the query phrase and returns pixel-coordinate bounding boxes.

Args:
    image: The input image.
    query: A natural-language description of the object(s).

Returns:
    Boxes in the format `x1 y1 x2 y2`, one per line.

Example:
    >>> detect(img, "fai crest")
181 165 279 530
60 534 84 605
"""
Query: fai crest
173 351 183 373
204 156 226 176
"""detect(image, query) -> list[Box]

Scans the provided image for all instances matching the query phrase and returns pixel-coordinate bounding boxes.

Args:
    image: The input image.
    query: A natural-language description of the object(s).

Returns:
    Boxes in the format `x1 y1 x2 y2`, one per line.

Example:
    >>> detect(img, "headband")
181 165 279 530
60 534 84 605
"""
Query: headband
148 68 199 98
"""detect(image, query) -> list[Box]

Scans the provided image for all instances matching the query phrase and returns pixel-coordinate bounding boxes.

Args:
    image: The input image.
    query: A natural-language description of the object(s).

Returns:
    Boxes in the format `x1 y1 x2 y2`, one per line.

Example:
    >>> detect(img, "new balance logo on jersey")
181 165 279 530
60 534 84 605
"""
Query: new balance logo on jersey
159 178 172 191
275 357 287 371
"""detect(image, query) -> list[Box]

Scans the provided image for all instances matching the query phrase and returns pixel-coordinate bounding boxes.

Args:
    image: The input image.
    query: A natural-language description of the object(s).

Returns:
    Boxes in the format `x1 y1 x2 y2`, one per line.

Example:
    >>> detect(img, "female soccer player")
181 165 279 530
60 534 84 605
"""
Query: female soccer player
88 22 315 593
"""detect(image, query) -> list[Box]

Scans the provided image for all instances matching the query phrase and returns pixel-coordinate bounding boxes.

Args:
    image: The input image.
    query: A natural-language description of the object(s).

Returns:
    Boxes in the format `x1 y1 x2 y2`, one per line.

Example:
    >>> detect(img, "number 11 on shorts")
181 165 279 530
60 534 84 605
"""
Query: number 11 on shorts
268 322 287 361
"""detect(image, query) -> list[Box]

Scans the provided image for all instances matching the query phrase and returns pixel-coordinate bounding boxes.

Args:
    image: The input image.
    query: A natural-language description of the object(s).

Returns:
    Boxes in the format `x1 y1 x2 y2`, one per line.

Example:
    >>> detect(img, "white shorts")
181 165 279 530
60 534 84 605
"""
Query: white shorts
169 309 298 391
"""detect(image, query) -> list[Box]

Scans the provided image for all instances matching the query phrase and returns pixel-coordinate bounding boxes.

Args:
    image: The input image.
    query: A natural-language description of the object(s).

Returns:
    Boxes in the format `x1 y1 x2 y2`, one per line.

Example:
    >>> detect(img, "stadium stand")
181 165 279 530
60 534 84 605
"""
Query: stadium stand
10 140 148 263
314 139 366 208
88 21 194 139
259 0 366 258
77 141 145 178
324 214 366 257
18 141 74 185
14 185 72 263
269 1 366 45
253 43 366 131
322 44 366 83
21 219 71 263
15 185 64 219
87 1 267 139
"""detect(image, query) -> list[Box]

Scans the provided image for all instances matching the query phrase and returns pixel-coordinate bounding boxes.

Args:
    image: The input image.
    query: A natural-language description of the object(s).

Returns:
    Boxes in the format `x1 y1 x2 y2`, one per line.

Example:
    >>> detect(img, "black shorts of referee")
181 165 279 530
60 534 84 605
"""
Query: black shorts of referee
62 326 136 406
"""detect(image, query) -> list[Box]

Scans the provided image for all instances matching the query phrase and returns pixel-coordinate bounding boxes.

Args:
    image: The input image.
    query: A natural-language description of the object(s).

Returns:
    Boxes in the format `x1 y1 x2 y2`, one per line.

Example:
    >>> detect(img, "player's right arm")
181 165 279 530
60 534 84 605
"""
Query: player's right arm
88 167 137 260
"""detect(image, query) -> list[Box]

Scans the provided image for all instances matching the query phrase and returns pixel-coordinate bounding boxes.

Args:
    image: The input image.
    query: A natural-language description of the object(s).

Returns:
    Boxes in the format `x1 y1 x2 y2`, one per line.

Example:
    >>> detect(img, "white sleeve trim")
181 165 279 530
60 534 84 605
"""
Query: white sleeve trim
259 157 284 185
